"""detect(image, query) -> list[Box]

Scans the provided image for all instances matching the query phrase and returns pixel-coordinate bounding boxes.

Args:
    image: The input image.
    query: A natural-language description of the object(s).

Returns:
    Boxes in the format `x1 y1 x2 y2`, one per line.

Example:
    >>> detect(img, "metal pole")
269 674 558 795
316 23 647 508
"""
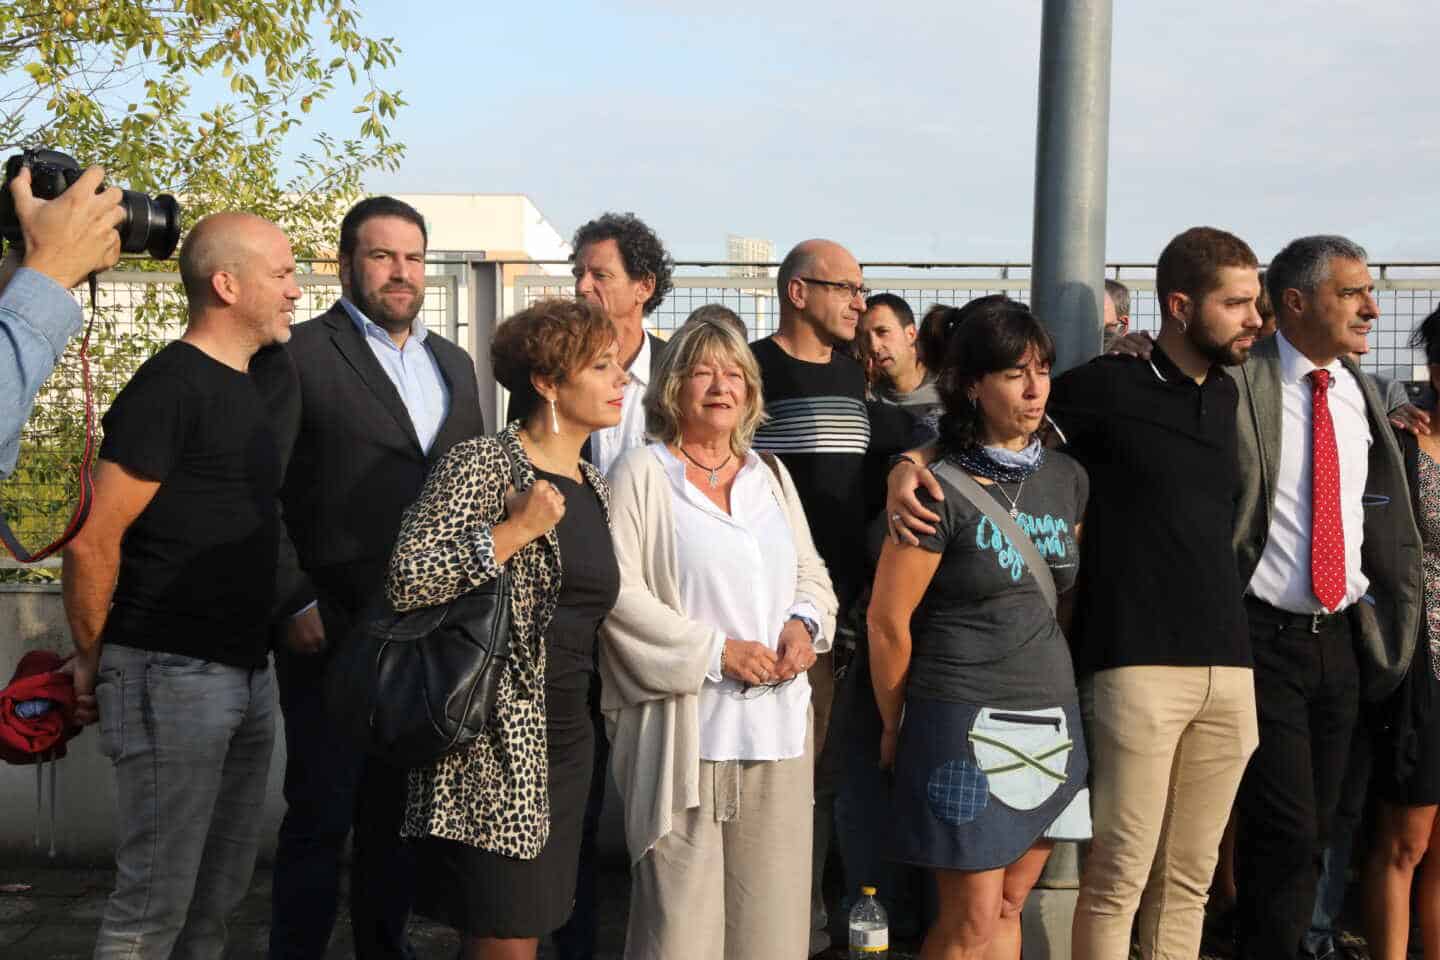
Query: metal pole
1031 0 1113 374
468 260 505 429
1025 4 1111 954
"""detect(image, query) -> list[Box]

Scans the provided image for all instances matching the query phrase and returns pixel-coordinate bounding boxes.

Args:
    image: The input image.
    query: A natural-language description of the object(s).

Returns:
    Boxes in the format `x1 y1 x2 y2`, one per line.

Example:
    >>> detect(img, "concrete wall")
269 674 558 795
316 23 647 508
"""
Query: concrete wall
0 585 626 866
0 584 291 865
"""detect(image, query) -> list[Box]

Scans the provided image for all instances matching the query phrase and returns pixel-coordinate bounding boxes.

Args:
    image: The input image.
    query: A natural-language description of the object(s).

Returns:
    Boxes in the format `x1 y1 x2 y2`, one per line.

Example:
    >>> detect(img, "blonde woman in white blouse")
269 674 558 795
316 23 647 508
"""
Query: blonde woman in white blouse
599 309 838 960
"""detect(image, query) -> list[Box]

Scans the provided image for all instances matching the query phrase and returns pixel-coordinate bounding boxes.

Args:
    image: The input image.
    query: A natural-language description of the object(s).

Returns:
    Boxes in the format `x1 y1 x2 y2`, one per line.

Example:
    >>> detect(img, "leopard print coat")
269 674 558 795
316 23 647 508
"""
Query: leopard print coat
385 423 611 858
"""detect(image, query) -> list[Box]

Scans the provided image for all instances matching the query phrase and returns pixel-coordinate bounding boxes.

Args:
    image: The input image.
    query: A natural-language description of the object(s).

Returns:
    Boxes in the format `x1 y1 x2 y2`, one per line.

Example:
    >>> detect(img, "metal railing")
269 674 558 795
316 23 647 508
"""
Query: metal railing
6 258 1440 573
506 260 1440 381
0 270 458 571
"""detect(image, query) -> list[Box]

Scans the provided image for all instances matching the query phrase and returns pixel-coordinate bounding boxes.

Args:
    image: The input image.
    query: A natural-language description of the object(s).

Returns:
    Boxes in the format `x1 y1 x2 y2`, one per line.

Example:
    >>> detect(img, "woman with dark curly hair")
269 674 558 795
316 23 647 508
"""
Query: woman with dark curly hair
867 295 1091 959
1365 307 1440 960
385 298 629 960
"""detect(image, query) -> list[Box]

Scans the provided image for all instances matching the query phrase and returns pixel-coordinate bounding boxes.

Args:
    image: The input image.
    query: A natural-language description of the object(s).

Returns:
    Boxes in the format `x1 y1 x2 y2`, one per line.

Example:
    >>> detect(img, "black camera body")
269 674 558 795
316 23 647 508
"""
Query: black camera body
0 148 181 260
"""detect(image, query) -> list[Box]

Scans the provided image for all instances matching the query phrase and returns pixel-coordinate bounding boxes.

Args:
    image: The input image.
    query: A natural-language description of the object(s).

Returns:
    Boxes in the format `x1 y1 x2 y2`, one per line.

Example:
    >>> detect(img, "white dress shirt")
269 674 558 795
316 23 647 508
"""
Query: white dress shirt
591 333 652 476
339 298 450 454
1248 332 1372 613
654 443 824 761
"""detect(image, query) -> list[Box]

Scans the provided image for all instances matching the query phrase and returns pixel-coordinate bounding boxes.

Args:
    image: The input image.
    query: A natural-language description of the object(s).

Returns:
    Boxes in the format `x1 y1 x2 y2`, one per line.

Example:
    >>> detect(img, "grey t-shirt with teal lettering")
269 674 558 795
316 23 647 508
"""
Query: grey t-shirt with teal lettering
906 450 1087 709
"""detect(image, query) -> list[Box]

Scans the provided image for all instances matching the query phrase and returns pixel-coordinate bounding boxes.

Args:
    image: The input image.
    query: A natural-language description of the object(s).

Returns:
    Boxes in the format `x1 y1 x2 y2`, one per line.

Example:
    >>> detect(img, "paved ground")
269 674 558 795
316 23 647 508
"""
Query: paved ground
0 864 924 959
0 863 1373 959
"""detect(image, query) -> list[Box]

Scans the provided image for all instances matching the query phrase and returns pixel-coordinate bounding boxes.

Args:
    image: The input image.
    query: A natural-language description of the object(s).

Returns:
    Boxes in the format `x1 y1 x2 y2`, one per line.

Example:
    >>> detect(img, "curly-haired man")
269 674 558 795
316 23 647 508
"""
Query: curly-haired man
560 212 672 475
553 210 672 960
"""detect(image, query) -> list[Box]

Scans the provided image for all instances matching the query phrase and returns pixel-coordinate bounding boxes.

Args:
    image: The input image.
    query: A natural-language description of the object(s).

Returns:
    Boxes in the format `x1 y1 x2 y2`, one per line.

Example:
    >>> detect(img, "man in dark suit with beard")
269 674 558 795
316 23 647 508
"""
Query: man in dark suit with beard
254 196 485 960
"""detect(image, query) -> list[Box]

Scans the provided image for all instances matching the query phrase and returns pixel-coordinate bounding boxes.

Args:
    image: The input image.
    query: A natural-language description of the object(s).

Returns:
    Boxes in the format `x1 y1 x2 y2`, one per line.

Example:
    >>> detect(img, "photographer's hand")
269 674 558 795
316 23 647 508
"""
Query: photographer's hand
12 165 125 289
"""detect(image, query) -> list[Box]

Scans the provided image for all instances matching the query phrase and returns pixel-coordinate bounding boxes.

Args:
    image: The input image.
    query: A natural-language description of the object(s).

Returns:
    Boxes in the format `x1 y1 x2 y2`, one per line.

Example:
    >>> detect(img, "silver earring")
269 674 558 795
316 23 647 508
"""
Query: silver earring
549 398 560 435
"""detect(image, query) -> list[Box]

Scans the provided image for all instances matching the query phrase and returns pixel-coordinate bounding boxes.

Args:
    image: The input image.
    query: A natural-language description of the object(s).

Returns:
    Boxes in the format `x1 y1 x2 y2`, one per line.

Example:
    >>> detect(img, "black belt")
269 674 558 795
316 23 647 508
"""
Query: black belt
1245 596 1349 635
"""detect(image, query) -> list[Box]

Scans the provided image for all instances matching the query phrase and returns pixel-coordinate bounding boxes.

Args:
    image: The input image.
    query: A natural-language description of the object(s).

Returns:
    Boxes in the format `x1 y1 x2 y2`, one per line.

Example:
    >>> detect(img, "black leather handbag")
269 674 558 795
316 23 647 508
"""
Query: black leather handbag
324 449 518 767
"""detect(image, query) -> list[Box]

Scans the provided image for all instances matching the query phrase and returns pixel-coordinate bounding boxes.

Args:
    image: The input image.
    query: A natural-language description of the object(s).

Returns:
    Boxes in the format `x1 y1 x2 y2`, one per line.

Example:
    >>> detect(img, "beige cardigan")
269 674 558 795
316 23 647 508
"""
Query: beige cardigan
599 443 839 864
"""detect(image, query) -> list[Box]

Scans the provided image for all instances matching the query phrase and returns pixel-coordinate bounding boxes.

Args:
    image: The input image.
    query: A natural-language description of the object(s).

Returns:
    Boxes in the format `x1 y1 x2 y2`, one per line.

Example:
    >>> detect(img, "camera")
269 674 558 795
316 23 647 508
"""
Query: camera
0 148 181 260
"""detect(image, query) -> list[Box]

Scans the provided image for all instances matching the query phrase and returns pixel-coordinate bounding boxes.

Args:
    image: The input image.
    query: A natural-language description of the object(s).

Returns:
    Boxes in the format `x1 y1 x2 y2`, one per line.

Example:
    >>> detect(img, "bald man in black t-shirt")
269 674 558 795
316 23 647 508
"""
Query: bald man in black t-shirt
63 213 301 957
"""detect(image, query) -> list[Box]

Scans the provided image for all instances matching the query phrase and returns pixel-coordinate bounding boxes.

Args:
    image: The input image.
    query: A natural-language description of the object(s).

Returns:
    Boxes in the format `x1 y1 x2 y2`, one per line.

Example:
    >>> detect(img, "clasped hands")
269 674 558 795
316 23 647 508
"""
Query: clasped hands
722 619 817 687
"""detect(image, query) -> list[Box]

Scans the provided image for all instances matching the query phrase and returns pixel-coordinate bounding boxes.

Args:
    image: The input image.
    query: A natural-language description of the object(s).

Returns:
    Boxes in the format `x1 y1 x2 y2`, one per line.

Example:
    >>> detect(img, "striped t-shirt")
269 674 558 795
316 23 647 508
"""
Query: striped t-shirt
750 337 871 611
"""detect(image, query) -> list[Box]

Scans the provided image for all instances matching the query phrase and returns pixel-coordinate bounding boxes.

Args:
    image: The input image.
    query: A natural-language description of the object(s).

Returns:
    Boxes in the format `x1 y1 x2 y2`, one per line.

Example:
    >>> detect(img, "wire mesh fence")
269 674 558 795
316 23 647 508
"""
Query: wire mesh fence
0 270 456 573
515 265 1440 378
5 259 1439 575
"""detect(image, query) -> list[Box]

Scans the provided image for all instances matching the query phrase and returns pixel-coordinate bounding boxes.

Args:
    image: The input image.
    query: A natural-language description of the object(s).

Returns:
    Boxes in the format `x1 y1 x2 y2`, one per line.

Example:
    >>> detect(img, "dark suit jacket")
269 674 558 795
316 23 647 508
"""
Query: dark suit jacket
1232 334 1422 701
254 301 486 617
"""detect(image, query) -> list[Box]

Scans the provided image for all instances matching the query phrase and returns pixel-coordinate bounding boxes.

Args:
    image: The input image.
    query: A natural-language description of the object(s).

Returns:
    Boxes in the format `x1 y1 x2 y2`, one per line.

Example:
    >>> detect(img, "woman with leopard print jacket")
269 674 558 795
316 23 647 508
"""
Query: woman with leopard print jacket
384 298 626 960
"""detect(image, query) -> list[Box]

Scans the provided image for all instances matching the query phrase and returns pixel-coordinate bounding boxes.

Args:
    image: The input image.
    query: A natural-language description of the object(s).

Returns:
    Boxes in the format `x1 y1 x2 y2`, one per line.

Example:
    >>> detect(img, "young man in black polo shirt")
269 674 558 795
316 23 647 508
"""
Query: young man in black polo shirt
884 228 1264 959
63 212 301 958
1054 228 1262 959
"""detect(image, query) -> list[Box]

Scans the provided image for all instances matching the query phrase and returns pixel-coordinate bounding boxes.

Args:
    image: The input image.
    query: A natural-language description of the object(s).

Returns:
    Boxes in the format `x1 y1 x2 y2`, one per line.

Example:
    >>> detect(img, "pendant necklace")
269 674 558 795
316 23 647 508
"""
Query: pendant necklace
993 479 1025 519
679 445 733 489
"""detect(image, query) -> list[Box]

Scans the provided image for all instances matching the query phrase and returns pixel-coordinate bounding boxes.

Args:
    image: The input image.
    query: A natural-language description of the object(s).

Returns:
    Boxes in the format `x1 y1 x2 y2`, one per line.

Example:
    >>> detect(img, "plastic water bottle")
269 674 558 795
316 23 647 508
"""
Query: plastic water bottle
849 885 889 957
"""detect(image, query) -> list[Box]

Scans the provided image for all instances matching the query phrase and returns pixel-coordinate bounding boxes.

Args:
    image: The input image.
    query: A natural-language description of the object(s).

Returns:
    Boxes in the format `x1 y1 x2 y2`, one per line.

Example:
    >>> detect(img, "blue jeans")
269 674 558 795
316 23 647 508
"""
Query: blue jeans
833 647 931 935
834 651 900 905
93 645 274 960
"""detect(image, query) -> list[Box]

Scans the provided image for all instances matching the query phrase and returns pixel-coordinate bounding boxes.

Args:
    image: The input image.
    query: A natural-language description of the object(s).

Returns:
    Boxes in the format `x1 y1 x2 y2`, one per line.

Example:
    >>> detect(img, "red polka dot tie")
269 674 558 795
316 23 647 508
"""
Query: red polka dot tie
1309 369 1345 611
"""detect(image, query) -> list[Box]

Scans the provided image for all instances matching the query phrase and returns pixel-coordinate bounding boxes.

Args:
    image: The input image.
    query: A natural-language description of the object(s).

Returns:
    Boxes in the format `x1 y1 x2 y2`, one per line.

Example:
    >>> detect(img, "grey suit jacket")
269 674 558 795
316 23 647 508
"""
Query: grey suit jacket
1232 334 1422 701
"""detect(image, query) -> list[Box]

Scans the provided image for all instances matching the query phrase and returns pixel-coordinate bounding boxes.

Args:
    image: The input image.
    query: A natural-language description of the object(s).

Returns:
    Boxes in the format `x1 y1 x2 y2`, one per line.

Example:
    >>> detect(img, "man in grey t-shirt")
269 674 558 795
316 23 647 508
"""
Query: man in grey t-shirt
861 293 942 423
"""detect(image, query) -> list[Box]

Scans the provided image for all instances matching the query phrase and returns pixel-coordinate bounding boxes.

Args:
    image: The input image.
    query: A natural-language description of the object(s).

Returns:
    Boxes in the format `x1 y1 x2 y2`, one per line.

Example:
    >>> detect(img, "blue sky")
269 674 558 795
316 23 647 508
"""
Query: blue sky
332 0 1440 264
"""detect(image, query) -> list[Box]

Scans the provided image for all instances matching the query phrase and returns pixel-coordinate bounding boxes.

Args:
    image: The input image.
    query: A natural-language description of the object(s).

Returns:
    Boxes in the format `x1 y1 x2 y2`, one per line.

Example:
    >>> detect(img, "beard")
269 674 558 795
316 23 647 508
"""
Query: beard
1190 323 1254 367
352 275 424 333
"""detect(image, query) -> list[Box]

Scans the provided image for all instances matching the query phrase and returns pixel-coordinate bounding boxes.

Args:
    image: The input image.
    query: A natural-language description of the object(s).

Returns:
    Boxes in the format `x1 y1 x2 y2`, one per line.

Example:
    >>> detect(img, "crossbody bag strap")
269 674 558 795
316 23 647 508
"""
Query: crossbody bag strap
930 458 1057 613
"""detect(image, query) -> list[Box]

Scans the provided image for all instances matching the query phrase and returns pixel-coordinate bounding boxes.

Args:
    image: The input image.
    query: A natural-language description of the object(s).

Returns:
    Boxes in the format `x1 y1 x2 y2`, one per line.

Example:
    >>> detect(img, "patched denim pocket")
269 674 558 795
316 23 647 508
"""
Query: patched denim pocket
968 707 1072 811
925 759 989 825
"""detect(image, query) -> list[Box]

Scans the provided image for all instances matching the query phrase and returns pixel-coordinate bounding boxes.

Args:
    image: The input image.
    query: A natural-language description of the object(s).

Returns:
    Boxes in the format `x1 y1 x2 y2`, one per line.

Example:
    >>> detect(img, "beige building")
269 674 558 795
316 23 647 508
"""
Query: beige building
726 234 775 279
392 193 572 277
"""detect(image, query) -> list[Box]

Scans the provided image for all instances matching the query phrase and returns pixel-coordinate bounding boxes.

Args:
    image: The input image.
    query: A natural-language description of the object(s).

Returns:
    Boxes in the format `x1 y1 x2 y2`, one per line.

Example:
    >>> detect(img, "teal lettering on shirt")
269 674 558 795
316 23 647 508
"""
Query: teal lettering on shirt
974 512 1070 581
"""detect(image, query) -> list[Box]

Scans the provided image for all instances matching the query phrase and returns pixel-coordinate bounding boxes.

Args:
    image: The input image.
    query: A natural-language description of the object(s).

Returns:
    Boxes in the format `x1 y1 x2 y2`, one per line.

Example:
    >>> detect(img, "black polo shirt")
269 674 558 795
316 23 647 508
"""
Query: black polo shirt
1048 346 1251 675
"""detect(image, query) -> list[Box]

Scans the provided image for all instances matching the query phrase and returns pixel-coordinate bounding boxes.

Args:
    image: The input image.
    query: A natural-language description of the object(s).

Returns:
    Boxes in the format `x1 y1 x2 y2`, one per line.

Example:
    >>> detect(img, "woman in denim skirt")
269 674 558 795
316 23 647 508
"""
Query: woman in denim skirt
868 295 1090 959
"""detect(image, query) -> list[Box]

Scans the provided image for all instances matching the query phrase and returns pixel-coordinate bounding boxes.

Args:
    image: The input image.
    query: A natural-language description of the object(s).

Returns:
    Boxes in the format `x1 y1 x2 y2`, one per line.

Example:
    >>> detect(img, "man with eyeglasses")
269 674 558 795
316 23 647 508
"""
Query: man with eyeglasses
751 238 872 955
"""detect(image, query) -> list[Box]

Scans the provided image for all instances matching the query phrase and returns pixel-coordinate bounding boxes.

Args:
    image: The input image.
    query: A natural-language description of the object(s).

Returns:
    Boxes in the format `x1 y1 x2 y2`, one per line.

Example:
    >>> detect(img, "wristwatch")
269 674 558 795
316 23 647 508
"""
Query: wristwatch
788 614 820 642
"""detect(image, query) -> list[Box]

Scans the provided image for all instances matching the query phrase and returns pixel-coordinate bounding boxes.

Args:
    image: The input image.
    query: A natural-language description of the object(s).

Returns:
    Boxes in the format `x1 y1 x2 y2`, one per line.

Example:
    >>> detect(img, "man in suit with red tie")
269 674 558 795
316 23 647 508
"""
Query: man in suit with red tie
1231 235 1422 959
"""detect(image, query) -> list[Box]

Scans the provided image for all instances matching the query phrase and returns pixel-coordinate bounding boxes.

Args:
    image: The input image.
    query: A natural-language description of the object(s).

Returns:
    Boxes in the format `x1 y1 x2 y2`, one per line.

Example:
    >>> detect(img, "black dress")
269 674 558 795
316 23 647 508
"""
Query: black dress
1376 441 1440 805
414 470 619 938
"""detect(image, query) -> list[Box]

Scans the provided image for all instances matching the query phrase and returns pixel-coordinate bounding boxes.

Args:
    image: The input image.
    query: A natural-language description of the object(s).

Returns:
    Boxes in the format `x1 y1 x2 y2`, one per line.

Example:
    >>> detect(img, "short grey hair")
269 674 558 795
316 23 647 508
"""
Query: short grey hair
1103 279 1130 319
1266 235 1369 313
683 303 748 341
776 243 816 305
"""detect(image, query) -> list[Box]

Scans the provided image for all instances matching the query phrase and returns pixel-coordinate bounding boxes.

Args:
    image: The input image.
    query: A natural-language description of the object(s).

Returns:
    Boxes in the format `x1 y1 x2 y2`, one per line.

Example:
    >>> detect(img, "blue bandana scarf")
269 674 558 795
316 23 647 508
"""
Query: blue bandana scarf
944 437 1046 483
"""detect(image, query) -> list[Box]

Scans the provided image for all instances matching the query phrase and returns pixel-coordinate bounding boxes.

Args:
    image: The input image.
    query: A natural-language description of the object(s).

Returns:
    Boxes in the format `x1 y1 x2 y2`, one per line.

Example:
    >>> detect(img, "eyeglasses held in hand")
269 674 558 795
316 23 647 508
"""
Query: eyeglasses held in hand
735 676 798 700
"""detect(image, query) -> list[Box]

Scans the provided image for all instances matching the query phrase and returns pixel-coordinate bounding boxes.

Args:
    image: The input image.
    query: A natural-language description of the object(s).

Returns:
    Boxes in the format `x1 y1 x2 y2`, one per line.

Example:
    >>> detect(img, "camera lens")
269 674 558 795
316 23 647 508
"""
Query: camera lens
118 190 181 260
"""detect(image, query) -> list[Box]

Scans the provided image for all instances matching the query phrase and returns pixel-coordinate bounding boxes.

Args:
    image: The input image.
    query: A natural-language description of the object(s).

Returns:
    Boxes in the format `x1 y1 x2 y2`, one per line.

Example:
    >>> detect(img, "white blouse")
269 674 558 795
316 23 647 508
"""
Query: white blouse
653 443 823 761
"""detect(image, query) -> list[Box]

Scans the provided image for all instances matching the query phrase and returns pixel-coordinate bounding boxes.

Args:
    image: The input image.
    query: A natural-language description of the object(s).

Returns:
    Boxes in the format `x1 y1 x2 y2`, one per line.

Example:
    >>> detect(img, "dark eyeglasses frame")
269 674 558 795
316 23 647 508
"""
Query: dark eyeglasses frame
799 276 872 300
735 675 799 700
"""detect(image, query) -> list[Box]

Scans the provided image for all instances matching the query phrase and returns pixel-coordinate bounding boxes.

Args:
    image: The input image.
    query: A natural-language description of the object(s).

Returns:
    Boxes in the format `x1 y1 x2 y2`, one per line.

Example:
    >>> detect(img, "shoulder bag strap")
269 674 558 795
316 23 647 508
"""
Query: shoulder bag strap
759 451 783 486
930 458 1057 613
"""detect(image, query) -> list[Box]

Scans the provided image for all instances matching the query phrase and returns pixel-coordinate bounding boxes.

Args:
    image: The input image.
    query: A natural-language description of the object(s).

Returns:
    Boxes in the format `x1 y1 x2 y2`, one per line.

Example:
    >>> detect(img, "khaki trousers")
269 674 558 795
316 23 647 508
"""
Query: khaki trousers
625 730 814 960
1072 666 1258 960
